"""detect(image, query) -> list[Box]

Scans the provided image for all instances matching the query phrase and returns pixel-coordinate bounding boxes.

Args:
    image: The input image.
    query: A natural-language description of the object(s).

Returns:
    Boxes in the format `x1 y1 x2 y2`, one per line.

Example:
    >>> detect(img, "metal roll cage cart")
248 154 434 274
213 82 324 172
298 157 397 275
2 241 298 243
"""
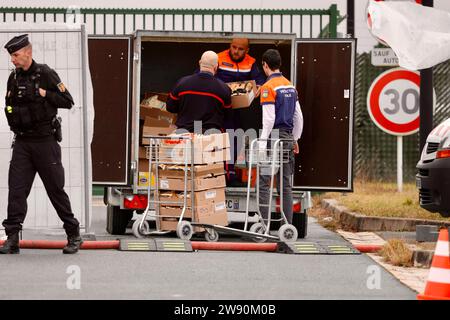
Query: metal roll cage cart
132 134 214 241
191 138 298 243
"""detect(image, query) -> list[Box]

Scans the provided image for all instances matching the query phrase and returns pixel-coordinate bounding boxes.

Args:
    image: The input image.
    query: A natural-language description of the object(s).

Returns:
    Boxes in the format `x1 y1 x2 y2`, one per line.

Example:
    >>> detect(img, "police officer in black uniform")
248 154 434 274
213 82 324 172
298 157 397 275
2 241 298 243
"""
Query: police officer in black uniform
0 34 82 254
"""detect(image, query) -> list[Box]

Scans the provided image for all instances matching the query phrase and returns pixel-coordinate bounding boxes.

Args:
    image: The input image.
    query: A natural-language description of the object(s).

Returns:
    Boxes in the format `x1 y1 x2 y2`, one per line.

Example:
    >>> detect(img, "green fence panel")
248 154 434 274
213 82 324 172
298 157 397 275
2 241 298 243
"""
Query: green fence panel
0 5 340 38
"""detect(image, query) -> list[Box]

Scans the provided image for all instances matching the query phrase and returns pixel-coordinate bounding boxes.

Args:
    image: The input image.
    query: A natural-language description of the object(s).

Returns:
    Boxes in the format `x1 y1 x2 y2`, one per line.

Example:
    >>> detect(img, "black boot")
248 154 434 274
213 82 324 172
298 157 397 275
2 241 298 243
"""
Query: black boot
63 233 83 254
0 233 20 254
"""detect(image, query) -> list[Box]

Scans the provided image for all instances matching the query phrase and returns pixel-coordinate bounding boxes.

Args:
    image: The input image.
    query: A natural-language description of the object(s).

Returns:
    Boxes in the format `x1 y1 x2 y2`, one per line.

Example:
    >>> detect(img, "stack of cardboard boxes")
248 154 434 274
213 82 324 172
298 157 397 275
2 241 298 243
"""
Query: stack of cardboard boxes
138 93 176 186
137 93 233 231
156 133 231 231
139 93 177 144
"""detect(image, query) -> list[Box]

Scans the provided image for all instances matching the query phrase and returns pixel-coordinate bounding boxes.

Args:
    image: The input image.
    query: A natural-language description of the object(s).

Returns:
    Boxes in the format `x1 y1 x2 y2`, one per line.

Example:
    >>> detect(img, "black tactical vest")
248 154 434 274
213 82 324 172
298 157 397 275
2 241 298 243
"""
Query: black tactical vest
5 65 57 134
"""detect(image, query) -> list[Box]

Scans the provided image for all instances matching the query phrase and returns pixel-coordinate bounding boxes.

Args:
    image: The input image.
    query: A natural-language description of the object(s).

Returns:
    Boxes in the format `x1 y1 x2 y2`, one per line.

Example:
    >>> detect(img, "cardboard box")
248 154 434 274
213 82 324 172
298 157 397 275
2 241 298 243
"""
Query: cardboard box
162 133 230 151
140 105 176 123
159 147 231 164
143 117 175 135
160 202 227 224
159 206 194 219
157 200 228 231
141 116 176 144
159 133 230 164
139 158 159 173
195 202 228 226
141 93 168 110
138 158 149 172
199 188 226 204
158 187 226 207
138 172 155 187
227 80 257 109
142 92 169 102
139 146 147 159
157 217 186 231
158 201 227 219
158 175 225 191
158 218 178 231
157 162 224 179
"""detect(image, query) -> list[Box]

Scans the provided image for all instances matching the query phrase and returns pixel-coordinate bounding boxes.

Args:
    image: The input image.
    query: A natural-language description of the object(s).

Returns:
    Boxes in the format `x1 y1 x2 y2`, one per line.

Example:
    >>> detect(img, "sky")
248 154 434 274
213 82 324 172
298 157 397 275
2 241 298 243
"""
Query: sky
1 0 450 53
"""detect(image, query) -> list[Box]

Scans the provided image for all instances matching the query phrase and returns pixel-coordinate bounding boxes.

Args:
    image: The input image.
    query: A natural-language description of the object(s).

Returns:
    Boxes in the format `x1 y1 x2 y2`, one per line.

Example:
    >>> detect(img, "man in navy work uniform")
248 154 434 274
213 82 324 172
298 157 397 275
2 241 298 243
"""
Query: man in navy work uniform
0 34 82 254
258 49 303 225
166 50 231 133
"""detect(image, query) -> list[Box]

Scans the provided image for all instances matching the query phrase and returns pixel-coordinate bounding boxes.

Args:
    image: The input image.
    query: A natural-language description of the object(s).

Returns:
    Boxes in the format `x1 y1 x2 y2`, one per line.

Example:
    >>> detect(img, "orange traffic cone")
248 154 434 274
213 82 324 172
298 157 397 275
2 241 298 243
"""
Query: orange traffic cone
417 228 450 300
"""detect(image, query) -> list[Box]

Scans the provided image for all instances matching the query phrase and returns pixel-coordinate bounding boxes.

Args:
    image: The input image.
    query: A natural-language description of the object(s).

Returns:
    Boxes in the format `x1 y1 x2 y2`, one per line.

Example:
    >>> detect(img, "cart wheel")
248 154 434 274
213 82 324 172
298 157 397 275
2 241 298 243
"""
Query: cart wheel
249 222 267 243
278 224 298 242
204 228 219 242
176 221 193 240
132 218 150 238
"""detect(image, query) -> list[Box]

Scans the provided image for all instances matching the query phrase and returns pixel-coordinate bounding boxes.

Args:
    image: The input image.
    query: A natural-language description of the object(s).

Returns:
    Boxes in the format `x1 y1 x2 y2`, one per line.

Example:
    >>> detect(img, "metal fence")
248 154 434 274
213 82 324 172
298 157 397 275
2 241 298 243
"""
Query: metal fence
355 52 450 182
0 5 340 38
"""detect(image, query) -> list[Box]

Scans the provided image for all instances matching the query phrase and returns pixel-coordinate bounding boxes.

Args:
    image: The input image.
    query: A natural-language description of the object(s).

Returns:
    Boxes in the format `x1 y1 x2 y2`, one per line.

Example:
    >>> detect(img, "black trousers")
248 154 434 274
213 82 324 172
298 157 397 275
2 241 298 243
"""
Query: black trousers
2 137 79 236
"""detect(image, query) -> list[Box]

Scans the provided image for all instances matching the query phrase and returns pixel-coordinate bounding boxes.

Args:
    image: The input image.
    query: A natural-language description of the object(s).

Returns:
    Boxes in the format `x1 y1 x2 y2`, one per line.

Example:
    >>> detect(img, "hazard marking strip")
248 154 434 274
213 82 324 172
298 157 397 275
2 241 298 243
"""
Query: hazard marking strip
119 239 157 251
119 239 194 252
156 240 193 252
276 242 327 254
277 242 360 255
162 243 188 251
127 247 151 251
128 244 151 248
292 244 321 253
324 245 360 255
293 243 320 253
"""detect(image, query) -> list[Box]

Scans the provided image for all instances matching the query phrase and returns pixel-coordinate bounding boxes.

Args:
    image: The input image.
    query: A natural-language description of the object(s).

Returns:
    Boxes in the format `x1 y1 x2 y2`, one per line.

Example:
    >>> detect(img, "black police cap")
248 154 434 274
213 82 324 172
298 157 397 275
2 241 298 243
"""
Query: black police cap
4 34 30 54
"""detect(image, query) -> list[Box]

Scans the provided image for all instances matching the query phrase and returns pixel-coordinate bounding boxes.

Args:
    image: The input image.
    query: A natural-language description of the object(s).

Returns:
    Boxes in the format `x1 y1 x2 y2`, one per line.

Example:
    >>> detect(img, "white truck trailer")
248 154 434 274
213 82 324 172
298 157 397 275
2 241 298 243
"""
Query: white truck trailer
88 31 356 238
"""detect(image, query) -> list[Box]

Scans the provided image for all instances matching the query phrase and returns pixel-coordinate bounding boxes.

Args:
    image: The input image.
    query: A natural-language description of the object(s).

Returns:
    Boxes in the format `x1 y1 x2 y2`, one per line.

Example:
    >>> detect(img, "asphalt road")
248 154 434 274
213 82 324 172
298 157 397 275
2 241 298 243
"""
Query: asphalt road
0 202 417 300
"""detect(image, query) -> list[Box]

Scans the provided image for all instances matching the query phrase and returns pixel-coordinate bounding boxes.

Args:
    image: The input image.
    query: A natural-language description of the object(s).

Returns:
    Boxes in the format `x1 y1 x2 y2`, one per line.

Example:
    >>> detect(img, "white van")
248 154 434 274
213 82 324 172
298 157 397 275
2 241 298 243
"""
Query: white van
416 118 450 217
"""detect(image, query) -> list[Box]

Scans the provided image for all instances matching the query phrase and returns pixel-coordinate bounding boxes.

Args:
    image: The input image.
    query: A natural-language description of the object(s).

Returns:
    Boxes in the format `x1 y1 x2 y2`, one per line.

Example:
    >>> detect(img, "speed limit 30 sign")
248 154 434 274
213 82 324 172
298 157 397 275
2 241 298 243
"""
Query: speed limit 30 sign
367 68 425 136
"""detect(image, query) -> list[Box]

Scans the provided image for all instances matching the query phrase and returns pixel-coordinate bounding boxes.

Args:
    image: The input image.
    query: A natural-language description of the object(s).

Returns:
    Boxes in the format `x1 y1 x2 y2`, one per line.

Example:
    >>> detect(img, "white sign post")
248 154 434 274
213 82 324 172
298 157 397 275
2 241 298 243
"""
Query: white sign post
367 68 421 192
397 136 403 192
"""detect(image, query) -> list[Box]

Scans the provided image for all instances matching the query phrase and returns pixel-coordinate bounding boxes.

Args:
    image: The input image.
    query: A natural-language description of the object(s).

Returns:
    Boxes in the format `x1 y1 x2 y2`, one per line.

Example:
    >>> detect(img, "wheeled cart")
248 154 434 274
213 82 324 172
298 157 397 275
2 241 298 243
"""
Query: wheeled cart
192 138 299 243
132 134 196 240
132 134 228 241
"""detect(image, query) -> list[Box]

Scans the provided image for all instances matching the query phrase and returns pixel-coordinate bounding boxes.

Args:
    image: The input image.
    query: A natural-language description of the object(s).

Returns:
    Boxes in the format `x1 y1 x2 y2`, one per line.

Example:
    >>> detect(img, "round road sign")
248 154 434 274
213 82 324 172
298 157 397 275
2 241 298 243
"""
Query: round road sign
367 68 422 136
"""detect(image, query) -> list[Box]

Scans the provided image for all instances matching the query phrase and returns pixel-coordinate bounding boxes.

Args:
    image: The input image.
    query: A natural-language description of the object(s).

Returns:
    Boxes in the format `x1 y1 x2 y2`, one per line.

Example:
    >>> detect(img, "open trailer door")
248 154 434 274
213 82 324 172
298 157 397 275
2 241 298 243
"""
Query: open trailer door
293 39 356 192
89 36 133 186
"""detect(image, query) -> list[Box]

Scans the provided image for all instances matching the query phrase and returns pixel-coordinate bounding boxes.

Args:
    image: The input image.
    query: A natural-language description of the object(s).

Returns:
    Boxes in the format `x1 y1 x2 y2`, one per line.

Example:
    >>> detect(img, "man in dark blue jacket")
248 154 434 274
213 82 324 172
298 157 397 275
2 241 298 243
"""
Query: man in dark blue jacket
166 51 231 133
